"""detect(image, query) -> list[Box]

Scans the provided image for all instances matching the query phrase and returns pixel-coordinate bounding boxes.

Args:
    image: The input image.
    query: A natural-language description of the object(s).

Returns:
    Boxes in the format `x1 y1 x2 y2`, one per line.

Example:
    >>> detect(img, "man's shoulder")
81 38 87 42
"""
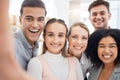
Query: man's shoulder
14 30 21 40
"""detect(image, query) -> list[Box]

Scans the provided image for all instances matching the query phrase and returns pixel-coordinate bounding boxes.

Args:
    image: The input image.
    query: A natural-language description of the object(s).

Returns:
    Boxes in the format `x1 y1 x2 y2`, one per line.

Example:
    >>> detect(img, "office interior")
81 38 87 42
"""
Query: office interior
9 0 120 53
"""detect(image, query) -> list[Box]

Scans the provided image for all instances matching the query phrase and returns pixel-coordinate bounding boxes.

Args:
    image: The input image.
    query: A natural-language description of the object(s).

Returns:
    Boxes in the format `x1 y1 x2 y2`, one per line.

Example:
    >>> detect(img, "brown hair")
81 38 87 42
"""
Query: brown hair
42 18 68 57
88 0 110 13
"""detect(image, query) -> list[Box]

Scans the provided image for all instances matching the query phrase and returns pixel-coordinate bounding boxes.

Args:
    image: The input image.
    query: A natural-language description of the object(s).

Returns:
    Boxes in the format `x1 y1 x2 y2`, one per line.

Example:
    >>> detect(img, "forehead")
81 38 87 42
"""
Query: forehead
99 36 116 44
46 22 66 33
71 26 88 35
90 5 108 13
22 7 45 17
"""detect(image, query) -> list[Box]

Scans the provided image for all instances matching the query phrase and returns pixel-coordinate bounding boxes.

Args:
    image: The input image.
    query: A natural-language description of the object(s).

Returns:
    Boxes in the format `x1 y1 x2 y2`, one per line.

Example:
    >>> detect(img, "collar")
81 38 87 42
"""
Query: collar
42 51 64 62
114 64 120 73
16 29 39 49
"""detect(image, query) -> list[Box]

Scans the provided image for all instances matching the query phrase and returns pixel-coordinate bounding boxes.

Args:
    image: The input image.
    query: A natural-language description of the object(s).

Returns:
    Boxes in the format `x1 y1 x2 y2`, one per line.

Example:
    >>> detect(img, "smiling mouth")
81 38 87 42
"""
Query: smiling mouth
51 44 60 47
29 29 40 33
73 45 83 49
102 54 112 59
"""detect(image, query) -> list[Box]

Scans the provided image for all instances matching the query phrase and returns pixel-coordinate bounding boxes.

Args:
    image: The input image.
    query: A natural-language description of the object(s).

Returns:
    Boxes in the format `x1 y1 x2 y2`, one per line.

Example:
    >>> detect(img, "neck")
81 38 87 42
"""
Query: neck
103 63 114 70
27 39 35 48
94 26 110 31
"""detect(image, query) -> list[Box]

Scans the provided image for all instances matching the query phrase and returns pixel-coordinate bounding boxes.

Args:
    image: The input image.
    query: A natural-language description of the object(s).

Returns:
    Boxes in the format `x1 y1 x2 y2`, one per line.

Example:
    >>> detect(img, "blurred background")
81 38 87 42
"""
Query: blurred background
9 0 120 33
9 0 120 54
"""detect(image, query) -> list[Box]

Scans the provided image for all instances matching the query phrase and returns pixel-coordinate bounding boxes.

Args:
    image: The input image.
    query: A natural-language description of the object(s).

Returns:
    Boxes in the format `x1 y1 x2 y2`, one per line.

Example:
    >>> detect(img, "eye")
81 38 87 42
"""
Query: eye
59 34 65 37
71 35 78 39
82 36 88 40
92 12 97 16
109 45 116 48
100 11 105 16
26 17 33 22
98 45 105 48
47 33 54 37
38 18 44 22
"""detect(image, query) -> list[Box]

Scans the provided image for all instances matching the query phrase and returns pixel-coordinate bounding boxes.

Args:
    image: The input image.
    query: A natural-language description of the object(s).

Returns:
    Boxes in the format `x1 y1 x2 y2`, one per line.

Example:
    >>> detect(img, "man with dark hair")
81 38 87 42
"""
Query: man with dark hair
88 0 111 31
14 0 47 70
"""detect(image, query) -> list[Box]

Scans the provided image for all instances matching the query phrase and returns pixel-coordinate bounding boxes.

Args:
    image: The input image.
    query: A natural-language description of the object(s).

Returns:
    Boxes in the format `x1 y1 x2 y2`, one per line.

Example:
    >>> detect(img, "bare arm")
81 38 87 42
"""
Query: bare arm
0 0 34 80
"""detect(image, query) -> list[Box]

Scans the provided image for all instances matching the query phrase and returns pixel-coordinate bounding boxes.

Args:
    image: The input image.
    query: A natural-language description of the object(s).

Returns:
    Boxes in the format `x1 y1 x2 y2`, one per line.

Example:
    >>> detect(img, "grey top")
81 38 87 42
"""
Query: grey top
88 64 120 80
80 53 92 78
14 29 39 70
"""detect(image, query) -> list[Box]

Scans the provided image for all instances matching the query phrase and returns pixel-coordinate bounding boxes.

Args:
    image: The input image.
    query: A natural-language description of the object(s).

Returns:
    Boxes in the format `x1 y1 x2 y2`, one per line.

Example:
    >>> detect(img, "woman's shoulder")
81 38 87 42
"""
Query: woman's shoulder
29 57 40 65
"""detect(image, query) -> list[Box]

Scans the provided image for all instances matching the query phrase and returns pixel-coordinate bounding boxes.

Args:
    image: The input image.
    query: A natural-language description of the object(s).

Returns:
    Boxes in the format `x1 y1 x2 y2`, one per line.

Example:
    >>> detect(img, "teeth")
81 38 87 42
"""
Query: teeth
52 44 59 47
75 46 82 50
103 55 111 59
74 45 82 50
29 29 39 33
50 43 59 47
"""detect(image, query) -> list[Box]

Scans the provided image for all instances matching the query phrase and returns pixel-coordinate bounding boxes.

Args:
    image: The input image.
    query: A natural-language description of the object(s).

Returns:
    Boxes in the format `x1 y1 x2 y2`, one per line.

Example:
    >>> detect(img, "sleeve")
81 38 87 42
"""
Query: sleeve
27 58 42 80
75 58 84 80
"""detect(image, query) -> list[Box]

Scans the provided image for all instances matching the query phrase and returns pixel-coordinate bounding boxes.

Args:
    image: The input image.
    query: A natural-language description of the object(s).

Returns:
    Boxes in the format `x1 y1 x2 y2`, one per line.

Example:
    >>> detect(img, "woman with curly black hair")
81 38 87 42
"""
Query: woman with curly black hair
86 29 120 80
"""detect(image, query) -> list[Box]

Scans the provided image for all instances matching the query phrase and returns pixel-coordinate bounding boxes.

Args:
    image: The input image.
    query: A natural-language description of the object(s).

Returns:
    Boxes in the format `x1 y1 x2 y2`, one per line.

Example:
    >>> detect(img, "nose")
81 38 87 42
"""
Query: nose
96 14 101 19
53 36 59 43
32 20 39 28
77 38 82 44
104 47 110 53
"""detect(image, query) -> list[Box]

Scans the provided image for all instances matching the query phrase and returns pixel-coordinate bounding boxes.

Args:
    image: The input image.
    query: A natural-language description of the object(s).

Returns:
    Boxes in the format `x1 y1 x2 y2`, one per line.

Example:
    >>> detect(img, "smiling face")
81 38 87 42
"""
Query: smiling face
44 22 67 54
68 26 88 58
89 5 111 30
19 7 45 46
98 36 118 65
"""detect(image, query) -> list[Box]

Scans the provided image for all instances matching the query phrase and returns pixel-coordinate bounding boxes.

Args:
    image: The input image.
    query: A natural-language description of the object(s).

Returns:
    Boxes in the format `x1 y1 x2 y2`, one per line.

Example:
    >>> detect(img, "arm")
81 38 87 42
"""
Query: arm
0 0 34 80
27 58 42 80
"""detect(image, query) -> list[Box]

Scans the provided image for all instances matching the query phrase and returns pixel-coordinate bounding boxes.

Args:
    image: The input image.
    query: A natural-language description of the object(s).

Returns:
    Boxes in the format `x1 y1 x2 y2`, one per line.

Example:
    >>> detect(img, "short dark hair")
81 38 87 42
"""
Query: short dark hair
20 0 47 15
88 0 110 13
85 29 120 68
42 18 68 57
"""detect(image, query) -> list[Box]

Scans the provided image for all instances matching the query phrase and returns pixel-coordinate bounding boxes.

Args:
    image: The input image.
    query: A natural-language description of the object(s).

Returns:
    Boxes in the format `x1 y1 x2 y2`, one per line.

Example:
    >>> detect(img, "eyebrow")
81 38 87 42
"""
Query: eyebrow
26 15 45 19
26 15 33 17
47 32 65 34
98 43 116 45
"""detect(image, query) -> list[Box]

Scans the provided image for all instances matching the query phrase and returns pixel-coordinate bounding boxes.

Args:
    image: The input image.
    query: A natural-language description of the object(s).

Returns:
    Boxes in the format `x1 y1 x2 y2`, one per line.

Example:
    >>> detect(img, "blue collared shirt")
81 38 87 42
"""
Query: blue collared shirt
14 29 39 70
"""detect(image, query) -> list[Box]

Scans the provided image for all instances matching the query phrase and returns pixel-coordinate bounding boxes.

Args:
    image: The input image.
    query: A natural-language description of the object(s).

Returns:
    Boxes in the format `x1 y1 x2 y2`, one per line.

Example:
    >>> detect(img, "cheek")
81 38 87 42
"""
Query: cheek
97 49 102 57
62 39 66 47
40 24 45 29
90 16 94 20
97 52 101 60
22 22 30 28
69 39 76 44
84 41 88 46
69 41 74 48
114 50 118 59
44 37 50 44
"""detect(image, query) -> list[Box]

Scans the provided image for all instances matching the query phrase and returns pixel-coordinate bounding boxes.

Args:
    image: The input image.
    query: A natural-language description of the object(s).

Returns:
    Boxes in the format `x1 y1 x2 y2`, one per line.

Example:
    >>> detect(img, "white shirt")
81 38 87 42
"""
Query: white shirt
27 51 84 80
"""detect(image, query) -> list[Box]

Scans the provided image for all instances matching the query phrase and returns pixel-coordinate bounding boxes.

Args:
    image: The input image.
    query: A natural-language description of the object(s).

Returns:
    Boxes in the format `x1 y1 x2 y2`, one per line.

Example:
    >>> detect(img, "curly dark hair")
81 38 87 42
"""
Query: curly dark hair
85 29 120 68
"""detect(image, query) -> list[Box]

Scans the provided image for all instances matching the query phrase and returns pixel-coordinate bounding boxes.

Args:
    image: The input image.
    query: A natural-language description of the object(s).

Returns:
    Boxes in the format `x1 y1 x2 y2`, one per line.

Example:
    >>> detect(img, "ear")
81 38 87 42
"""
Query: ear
108 13 112 20
89 15 91 21
19 16 22 24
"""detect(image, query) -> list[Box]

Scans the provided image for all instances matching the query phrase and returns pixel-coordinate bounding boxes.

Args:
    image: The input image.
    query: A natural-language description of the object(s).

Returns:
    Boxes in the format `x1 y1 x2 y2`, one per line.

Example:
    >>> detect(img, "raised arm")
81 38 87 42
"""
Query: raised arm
0 0 34 80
